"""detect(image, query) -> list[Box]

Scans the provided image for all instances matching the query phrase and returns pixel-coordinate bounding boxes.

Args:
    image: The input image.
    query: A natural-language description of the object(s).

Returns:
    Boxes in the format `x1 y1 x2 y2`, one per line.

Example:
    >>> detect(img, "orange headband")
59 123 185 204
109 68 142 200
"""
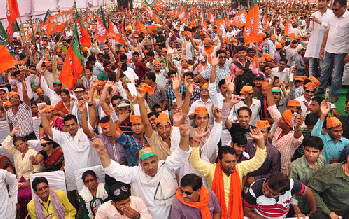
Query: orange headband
130 115 142 123
100 122 110 129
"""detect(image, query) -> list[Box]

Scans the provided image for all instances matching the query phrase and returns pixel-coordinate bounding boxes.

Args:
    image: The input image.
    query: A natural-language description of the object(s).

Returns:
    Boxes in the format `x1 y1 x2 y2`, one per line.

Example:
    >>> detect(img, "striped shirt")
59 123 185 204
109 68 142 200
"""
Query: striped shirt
6 103 33 137
268 104 304 175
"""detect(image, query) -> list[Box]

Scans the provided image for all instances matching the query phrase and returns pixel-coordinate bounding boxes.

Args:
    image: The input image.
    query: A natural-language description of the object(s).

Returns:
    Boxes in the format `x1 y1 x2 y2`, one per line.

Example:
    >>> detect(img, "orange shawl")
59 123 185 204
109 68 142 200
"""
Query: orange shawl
204 46 215 63
176 186 212 219
211 163 243 219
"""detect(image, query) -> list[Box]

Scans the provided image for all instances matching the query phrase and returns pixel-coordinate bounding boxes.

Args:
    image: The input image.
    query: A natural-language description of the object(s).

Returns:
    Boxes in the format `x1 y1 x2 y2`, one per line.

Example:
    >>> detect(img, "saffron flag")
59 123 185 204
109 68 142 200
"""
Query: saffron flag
285 20 296 39
0 21 18 73
40 8 73 35
75 4 91 47
59 25 84 89
6 0 19 41
232 10 247 28
95 16 108 43
244 0 259 45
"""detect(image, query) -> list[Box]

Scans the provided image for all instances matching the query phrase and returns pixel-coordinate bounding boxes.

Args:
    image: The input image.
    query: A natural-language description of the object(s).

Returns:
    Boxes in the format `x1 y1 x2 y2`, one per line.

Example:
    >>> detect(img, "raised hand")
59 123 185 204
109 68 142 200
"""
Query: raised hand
294 114 303 128
77 100 87 113
250 127 263 140
172 107 183 126
212 106 222 122
105 80 114 88
225 75 234 93
217 30 223 38
172 73 181 91
179 124 190 137
211 57 219 66
231 95 241 105
136 87 146 99
320 100 331 117
185 78 195 94
194 127 209 140
10 127 20 137
92 138 107 155
38 104 47 115
91 79 98 88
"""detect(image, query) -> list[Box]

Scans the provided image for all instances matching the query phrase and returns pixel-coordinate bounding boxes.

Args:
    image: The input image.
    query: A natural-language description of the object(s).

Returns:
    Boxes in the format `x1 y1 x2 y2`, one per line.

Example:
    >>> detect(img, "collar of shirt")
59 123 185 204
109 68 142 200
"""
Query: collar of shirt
324 134 343 144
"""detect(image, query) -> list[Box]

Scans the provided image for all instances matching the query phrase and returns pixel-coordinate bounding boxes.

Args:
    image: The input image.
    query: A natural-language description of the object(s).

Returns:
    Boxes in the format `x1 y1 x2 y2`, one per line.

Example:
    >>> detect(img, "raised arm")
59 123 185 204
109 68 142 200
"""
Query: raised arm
311 100 330 138
100 81 115 116
137 87 153 138
38 104 53 138
78 100 95 139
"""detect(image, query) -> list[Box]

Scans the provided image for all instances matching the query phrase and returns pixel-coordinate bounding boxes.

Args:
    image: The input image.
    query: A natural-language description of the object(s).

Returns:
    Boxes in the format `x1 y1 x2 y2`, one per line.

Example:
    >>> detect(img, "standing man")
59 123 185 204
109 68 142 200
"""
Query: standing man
171 174 221 219
39 106 101 211
0 169 17 219
318 0 349 103
304 0 333 77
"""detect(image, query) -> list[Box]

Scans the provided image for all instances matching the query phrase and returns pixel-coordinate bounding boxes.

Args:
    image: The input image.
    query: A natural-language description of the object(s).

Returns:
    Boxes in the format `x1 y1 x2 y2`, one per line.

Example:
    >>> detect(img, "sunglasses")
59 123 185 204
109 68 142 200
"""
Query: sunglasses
305 90 315 94
84 178 96 184
180 188 194 195
112 104 117 107
332 8 340 11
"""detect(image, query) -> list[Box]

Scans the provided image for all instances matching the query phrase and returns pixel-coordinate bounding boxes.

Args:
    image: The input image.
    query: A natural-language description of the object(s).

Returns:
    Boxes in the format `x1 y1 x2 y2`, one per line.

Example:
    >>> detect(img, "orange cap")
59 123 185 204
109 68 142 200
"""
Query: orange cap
162 48 168 52
255 120 270 129
287 100 301 107
282 110 294 127
279 40 285 44
130 115 142 123
294 76 305 82
275 43 282 49
304 82 317 89
259 57 266 62
97 81 105 86
154 60 160 65
326 117 342 129
261 82 267 88
240 86 253 94
204 38 211 43
8 92 20 99
194 106 209 115
308 76 321 87
155 113 170 124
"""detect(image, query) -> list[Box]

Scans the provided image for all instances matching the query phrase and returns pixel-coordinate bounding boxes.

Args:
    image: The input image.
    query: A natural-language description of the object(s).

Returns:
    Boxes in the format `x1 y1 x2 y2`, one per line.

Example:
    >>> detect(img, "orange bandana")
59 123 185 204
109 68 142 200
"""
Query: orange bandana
326 117 342 129
130 115 142 123
100 122 110 129
212 164 243 219
175 186 212 219
204 46 215 63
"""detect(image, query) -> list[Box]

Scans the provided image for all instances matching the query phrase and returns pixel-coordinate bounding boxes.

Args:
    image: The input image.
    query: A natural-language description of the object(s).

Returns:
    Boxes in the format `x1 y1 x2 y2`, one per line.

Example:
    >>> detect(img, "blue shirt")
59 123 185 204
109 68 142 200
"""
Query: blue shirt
116 133 148 166
200 60 232 89
311 119 349 163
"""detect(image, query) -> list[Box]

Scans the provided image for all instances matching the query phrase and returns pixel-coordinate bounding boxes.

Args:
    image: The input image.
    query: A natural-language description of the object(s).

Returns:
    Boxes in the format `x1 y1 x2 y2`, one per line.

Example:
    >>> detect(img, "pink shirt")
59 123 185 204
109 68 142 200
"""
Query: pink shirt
229 58 258 80
95 197 152 219
267 104 303 176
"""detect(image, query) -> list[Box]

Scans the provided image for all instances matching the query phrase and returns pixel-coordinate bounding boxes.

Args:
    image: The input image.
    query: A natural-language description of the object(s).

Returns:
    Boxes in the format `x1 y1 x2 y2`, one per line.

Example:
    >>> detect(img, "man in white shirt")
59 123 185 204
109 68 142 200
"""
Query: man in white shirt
0 169 17 219
39 108 101 211
40 76 62 107
304 0 333 77
319 0 349 103
271 58 290 84
91 123 191 219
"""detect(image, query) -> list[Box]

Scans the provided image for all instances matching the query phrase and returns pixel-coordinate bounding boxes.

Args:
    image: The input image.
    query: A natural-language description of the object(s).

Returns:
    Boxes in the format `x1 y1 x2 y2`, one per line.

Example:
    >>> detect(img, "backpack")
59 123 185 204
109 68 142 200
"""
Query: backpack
234 60 256 94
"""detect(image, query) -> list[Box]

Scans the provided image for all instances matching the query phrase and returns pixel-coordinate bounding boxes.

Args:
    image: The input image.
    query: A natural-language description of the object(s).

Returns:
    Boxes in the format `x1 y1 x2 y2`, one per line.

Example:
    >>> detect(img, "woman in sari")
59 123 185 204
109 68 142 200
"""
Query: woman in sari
79 170 109 219
2 127 41 219
39 105 64 138
53 89 75 117
29 137 64 172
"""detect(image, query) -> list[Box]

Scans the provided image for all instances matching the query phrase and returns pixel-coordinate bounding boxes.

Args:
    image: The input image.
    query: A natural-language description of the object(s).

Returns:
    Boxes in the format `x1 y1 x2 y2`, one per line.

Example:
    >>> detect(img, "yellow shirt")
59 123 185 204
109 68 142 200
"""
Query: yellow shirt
27 190 76 219
189 146 267 208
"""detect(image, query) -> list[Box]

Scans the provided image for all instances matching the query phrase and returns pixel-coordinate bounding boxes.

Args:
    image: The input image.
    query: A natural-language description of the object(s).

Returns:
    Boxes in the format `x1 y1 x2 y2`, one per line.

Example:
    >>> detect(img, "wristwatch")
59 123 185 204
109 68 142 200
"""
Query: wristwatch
134 213 141 219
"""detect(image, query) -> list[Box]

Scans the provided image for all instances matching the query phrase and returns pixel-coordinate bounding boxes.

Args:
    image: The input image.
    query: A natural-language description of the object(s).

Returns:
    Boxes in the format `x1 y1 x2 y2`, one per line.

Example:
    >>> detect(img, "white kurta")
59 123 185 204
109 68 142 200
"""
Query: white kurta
103 147 191 219
53 128 101 191
305 9 334 58
0 169 18 219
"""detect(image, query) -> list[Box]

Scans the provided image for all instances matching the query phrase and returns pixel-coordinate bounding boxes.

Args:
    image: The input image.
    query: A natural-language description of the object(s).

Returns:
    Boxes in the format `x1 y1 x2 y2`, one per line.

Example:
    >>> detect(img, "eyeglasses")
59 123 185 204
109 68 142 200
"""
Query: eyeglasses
305 90 315 94
218 56 226 59
332 8 340 11
112 104 117 107
10 96 19 100
180 188 194 195
84 178 96 184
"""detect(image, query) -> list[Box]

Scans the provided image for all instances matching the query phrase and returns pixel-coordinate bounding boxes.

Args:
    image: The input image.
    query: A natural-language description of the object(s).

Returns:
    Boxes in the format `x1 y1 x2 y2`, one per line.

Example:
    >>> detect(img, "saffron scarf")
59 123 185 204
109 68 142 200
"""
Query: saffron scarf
211 163 243 219
34 189 65 219
204 46 215 63
175 186 212 219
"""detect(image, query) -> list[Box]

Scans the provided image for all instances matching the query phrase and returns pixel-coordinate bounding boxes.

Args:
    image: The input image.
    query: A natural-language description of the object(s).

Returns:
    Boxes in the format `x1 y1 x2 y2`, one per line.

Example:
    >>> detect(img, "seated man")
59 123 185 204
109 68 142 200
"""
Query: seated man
27 177 76 219
289 136 326 216
171 174 221 219
309 148 349 218
96 181 152 219
244 172 317 219
311 100 349 163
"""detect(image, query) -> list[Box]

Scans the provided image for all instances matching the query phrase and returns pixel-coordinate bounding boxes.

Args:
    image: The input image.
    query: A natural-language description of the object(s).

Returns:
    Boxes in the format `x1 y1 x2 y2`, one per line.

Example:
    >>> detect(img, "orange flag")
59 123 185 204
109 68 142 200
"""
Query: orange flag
6 0 19 41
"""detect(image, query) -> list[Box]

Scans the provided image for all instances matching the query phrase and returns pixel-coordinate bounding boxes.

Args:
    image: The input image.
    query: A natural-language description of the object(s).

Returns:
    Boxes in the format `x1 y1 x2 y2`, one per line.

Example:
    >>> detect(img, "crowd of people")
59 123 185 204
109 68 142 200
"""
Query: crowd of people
1 0 349 218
